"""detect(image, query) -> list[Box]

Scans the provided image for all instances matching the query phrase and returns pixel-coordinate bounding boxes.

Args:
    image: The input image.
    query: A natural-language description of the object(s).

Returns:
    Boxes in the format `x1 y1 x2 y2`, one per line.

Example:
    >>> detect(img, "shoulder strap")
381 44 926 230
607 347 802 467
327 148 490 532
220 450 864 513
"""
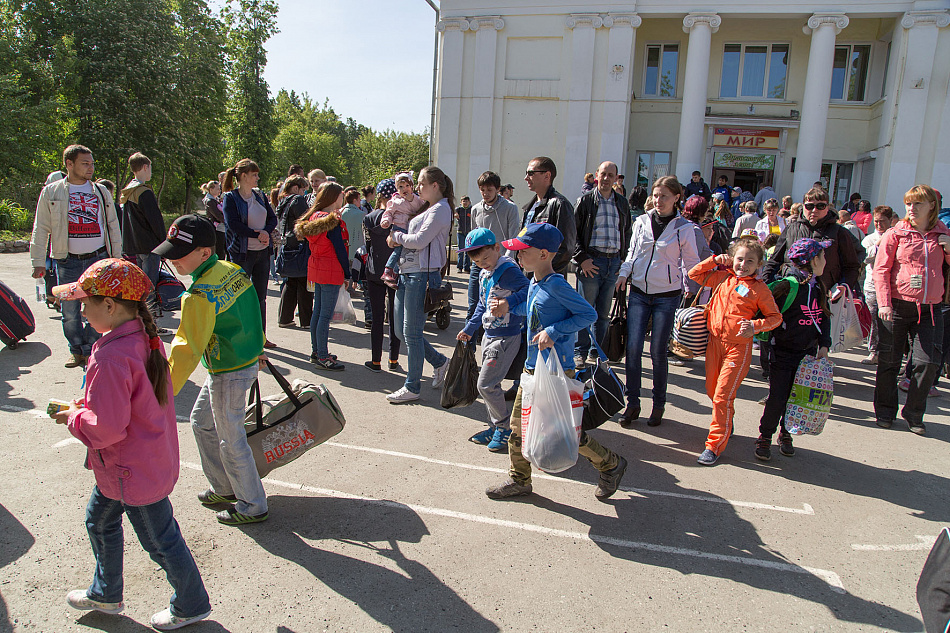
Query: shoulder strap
767 276 800 313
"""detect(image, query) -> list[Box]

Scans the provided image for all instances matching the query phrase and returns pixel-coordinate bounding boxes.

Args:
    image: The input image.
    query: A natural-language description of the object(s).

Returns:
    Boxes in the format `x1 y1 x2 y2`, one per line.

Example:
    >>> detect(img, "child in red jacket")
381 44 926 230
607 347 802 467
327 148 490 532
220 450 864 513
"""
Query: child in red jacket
688 237 782 465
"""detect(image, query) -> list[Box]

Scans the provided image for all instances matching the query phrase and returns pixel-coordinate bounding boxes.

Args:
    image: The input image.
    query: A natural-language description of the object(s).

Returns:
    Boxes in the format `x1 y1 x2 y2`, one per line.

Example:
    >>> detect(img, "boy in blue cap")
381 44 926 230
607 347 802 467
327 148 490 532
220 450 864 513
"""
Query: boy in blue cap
485 223 627 500
458 228 530 451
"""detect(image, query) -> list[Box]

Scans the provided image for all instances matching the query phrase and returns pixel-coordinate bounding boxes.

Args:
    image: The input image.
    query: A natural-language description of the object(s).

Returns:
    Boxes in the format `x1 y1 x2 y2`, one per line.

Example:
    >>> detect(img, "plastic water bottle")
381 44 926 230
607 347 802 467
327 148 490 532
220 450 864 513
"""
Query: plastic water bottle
35 279 45 303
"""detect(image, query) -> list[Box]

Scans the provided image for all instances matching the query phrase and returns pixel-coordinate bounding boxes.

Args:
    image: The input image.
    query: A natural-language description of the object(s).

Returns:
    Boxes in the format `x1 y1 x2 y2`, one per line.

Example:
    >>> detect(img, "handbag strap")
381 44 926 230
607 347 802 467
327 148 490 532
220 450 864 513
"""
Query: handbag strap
610 287 627 319
246 359 310 432
247 378 265 432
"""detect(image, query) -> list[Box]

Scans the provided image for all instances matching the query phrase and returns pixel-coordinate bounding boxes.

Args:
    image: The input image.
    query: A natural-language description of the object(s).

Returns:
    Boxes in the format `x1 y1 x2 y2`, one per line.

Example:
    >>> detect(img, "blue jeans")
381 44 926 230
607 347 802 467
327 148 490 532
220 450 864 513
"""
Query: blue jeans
625 291 680 410
84 486 211 617
190 364 267 516
394 271 448 394
136 252 161 311
467 264 482 321
456 233 470 271
309 283 340 359
575 255 622 356
385 226 407 272
56 251 106 355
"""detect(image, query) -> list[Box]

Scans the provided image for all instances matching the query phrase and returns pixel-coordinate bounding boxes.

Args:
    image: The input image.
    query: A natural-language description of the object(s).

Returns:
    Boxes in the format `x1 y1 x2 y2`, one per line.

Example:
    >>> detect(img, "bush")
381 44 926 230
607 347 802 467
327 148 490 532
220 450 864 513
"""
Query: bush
0 199 32 232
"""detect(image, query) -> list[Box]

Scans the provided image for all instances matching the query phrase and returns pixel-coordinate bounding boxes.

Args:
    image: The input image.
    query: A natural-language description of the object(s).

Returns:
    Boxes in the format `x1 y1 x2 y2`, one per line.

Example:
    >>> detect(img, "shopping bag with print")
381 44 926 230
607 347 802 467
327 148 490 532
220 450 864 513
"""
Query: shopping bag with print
829 286 863 353
521 351 581 473
331 287 357 324
784 355 834 435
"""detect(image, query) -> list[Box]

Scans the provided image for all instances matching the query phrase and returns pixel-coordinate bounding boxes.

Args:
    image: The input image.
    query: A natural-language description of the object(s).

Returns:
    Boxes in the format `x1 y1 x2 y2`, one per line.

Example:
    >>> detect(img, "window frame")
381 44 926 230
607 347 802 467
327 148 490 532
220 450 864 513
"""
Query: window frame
642 43 680 99
830 43 873 104
635 150 674 189
718 42 791 101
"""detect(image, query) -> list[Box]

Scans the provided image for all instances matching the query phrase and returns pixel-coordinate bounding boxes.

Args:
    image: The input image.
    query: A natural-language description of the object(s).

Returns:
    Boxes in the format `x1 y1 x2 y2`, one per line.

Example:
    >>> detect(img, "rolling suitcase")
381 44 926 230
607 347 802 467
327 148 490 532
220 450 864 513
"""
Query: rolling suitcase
0 279 36 349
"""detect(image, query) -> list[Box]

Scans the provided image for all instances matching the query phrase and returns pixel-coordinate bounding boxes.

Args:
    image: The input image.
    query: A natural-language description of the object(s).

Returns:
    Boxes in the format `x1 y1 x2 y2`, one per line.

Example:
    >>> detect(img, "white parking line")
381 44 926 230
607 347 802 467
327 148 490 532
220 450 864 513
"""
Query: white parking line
179 461 845 592
852 536 937 551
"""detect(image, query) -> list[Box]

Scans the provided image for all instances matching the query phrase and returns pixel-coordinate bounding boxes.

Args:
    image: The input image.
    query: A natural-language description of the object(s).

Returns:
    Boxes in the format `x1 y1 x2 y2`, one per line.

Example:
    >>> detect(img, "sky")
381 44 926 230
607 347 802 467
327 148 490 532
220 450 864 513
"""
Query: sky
263 0 439 133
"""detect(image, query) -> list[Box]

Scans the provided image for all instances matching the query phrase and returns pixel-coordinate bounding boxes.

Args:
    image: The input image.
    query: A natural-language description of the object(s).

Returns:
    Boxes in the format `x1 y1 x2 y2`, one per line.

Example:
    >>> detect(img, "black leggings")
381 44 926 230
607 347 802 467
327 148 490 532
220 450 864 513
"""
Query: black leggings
759 346 808 440
367 280 400 364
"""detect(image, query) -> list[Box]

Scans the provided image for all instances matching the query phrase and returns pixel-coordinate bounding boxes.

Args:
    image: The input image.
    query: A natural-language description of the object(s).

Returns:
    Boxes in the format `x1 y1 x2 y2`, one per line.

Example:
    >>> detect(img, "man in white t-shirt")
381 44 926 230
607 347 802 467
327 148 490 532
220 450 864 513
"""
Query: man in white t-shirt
29 144 122 367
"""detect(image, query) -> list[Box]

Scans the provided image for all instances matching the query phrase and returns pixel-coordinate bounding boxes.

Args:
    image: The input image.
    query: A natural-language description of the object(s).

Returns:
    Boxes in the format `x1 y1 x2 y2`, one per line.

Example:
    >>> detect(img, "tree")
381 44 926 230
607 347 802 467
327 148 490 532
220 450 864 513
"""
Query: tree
223 0 278 181
351 129 430 188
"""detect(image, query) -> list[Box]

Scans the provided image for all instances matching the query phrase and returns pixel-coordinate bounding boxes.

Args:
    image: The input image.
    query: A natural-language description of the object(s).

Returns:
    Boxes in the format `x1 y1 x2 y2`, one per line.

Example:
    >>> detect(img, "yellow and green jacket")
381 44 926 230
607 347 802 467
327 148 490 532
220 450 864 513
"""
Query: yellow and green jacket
169 255 263 394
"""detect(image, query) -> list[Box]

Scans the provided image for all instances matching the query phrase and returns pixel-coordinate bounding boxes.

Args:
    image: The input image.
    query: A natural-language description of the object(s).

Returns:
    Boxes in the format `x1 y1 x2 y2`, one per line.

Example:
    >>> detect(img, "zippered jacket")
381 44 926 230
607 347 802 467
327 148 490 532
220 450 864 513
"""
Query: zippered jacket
688 256 782 344
30 178 122 268
873 220 950 308
619 212 701 295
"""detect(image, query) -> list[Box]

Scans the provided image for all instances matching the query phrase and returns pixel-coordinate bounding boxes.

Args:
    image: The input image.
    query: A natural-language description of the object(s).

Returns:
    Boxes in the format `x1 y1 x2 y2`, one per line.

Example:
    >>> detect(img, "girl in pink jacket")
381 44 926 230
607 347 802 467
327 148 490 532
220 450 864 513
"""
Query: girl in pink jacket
51 258 211 631
872 185 950 436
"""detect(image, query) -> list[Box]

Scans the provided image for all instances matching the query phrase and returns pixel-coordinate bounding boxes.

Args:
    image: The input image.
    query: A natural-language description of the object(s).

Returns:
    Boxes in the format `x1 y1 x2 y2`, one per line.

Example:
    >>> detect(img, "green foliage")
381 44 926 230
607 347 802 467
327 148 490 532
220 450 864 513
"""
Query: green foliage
0 199 33 232
351 129 430 189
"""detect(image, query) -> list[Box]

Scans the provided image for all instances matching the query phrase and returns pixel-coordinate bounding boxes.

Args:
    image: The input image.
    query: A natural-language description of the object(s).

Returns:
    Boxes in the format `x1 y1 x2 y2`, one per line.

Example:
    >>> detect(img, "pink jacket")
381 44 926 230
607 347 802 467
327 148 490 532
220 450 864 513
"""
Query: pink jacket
873 220 950 309
381 193 424 229
68 319 179 506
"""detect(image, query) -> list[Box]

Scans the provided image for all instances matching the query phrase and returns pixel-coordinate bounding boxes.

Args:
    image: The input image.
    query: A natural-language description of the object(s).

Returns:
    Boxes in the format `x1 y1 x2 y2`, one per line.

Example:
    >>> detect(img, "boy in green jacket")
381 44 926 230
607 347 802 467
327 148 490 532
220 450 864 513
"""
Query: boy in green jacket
158 214 268 526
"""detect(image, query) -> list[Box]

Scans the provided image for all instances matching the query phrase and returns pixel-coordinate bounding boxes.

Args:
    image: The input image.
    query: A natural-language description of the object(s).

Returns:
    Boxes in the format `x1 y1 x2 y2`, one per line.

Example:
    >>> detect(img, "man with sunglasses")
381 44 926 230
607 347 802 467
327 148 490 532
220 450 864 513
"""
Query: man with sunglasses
764 187 860 297
521 157 576 277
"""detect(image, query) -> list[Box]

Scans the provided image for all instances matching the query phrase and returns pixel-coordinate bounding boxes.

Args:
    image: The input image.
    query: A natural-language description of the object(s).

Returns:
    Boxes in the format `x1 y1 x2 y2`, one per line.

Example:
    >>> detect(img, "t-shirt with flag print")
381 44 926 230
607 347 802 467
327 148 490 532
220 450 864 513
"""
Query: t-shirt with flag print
67 181 105 254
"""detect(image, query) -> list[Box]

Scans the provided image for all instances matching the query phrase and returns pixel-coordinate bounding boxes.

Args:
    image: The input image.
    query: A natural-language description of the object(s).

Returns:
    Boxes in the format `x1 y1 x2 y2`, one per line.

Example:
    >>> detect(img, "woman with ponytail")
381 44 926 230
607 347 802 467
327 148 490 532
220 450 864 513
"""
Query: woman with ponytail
222 158 278 348
50 258 212 630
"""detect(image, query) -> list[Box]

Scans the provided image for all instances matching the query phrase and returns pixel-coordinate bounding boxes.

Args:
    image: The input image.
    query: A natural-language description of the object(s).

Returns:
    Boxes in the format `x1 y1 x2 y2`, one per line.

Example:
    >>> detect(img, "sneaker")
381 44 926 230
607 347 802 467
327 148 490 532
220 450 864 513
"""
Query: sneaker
586 350 600 365
876 418 894 429
310 352 338 362
861 353 879 365
754 436 771 461
263 339 277 349
150 607 212 630
197 489 237 506
647 406 664 427
487 428 512 452
388 359 400 371
216 508 268 525
594 456 627 500
697 449 718 465
66 589 123 615
574 354 587 370
485 477 532 499
778 433 795 457
363 321 373 331
277 321 296 329
618 405 640 429
929 386 939 397
65 353 87 368
312 357 345 371
431 361 449 388
468 428 495 445
364 361 382 373
387 386 419 404
899 378 910 392
758 394 768 405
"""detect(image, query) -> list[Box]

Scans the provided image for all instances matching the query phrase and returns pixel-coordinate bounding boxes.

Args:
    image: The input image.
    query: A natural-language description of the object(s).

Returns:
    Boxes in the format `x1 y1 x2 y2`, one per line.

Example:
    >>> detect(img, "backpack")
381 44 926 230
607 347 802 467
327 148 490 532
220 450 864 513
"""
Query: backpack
754 276 799 342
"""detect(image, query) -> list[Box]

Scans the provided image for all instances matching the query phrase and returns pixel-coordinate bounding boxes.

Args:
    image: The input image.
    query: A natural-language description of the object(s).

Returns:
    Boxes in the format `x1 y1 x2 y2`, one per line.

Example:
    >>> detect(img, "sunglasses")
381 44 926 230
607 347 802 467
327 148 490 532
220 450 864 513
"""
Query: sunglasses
803 202 829 211
525 170 548 176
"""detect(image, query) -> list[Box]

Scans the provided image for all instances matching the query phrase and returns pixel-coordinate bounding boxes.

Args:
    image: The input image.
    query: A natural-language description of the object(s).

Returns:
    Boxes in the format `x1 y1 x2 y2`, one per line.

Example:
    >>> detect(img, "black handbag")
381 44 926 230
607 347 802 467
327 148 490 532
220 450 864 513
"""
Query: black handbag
577 328 627 430
276 242 310 278
440 340 479 409
918 527 950 633
603 288 627 363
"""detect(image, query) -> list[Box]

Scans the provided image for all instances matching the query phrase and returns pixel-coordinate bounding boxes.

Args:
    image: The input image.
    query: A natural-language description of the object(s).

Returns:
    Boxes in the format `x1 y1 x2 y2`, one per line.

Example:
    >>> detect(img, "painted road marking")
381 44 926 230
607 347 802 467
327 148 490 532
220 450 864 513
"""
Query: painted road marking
178 461 845 592
852 536 937 551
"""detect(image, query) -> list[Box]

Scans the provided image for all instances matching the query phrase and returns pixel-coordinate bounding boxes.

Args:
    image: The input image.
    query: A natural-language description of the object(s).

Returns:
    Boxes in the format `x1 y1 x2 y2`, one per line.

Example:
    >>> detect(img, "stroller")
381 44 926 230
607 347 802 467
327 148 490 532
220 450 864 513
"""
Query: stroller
424 280 453 330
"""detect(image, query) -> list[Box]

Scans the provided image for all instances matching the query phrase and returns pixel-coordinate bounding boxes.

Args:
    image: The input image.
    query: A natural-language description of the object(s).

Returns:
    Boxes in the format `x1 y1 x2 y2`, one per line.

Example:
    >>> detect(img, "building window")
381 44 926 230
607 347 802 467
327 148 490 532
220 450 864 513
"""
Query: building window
644 44 678 97
636 151 672 188
719 43 789 99
881 42 891 99
820 161 855 207
830 44 870 102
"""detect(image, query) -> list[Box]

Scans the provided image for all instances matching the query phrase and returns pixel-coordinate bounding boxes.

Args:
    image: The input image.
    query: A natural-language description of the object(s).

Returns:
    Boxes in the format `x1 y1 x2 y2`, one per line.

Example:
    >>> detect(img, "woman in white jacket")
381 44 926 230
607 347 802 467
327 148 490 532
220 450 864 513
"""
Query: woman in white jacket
615 176 701 427
754 198 786 242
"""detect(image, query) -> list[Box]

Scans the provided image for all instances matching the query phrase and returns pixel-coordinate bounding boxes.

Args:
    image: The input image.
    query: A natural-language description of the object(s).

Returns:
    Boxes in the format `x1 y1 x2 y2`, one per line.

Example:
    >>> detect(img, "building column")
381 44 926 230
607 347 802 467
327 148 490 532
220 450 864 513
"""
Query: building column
600 14 642 173
434 18 469 180
562 14 601 202
674 13 720 181
791 13 849 199
467 17 504 199
882 11 949 210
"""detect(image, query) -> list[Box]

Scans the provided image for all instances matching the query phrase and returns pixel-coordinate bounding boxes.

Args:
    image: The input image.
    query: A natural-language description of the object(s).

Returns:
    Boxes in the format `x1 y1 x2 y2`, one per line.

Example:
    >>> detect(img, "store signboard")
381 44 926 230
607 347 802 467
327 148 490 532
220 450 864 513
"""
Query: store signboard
713 152 776 170
713 128 780 150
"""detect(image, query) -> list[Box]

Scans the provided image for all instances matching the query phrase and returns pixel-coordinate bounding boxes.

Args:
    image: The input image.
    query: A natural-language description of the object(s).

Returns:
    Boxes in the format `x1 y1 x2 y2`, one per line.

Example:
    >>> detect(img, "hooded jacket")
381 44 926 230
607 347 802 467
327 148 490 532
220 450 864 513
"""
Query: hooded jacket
120 180 166 255
68 318 178 506
873 220 950 308
619 211 701 296
764 211 861 291
521 185 577 276
296 210 350 285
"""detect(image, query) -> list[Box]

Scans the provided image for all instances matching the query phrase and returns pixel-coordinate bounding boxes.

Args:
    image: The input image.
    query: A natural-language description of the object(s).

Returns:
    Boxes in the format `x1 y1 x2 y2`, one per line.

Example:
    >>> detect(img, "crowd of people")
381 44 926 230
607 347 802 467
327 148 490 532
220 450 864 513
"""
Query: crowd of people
25 141 949 629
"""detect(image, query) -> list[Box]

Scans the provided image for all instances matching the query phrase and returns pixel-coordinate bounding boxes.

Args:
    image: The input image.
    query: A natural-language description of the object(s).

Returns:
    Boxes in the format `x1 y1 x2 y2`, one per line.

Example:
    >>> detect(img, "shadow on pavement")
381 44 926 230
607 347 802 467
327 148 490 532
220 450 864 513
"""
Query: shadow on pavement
0 503 34 633
0 341 51 412
245 495 499 633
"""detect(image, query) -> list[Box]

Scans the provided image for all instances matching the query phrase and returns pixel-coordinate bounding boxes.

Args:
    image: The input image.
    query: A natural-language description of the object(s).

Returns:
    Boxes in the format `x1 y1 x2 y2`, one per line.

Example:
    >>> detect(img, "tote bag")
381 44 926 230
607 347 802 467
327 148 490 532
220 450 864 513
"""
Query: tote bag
784 356 834 435
829 286 863 353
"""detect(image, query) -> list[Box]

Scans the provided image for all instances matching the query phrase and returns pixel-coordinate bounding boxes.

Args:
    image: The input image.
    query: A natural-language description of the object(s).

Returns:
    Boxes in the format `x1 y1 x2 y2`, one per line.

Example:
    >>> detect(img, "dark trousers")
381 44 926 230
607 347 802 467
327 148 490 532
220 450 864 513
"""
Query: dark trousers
367 280 400 364
933 304 950 388
875 298 942 425
239 248 271 332
278 276 313 327
758 346 808 439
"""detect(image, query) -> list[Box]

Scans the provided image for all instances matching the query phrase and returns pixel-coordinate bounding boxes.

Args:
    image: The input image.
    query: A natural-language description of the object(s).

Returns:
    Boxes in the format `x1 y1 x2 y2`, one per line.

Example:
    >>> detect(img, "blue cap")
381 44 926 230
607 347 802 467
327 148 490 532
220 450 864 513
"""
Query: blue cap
459 227 496 253
502 222 563 253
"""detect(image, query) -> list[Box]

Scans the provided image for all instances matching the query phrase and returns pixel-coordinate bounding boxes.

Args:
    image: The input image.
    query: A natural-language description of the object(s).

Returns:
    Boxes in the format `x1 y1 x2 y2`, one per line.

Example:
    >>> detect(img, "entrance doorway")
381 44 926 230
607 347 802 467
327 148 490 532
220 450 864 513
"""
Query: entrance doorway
712 168 773 195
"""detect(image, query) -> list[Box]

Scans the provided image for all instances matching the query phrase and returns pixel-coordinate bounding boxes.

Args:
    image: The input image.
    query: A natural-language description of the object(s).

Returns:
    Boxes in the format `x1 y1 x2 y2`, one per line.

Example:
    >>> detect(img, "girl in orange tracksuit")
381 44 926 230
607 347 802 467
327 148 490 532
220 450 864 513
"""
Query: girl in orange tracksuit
688 237 782 465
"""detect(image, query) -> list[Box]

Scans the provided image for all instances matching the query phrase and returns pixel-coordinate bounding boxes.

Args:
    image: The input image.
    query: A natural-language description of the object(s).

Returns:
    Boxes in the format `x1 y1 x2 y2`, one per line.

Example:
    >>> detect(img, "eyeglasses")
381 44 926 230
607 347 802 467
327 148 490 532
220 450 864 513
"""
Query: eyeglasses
803 202 829 211
525 170 547 177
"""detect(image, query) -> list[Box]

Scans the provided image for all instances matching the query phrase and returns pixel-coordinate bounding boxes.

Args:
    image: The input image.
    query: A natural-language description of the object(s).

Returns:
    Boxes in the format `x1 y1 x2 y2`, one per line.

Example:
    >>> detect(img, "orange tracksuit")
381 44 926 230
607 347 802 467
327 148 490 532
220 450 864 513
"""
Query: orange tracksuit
688 257 782 455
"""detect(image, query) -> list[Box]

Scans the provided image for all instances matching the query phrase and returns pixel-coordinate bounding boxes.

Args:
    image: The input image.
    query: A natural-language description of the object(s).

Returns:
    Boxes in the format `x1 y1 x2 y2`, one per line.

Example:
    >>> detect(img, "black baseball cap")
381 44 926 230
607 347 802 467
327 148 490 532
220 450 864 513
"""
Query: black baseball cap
153 214 217 260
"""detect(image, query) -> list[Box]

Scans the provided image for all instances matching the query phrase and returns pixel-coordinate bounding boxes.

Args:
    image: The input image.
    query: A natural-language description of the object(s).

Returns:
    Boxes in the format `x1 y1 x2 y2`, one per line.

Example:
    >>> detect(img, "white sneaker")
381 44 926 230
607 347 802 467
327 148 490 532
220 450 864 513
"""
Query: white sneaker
66 589 123 615
431 361 449 388
150 607 212 630
387 386 419 403
861 353 878 365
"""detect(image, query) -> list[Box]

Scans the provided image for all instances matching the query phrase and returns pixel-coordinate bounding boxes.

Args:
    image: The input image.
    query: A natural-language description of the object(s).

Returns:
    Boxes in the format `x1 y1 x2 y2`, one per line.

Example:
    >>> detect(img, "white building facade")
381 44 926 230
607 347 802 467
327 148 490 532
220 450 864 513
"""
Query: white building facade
432 1 950 211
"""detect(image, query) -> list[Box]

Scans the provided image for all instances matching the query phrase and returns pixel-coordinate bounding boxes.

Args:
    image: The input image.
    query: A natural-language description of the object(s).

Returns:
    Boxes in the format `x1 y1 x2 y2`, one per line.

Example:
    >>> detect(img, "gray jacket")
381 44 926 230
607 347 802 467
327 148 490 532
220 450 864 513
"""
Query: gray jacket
472 196 521 258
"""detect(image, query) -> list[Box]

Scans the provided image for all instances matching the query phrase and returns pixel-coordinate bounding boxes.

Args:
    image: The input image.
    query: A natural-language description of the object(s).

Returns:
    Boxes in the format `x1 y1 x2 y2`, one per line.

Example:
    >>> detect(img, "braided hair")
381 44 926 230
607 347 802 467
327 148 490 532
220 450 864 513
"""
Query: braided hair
133 299 171 405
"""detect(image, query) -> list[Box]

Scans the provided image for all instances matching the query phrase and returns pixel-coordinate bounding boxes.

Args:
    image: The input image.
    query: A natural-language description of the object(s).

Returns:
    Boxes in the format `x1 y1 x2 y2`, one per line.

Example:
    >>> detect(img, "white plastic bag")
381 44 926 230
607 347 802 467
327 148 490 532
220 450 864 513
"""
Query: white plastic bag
331 287 357 325
521 352 581 473
829 285 863 353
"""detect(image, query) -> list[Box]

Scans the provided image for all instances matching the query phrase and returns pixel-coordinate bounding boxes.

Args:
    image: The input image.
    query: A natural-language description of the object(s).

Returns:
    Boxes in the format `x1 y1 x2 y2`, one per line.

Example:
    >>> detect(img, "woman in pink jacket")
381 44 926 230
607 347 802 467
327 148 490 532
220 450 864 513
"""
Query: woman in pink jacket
872 185 950 435
50 258 211 630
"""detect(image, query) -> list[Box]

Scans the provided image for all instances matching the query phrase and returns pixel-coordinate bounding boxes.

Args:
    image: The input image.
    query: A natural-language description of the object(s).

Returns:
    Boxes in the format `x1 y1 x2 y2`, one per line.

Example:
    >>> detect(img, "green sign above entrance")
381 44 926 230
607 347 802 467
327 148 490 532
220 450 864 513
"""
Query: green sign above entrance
713 152 775 170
